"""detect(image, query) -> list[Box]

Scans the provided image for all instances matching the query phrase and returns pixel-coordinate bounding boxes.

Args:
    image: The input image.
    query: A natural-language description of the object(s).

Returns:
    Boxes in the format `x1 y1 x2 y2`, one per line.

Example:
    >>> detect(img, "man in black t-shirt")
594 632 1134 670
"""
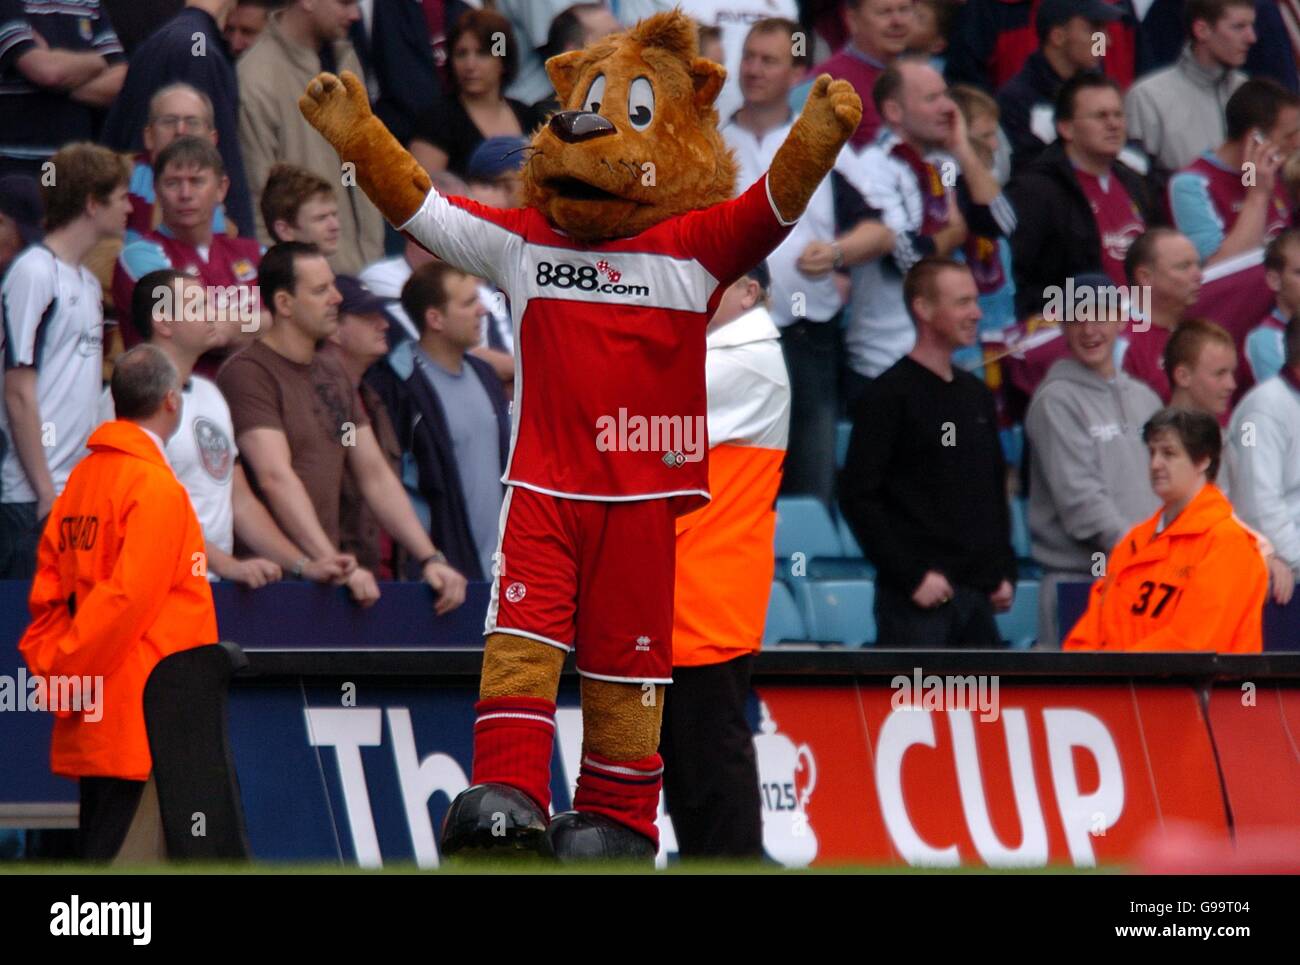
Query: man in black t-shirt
0 0 126 177
839 257 1018 649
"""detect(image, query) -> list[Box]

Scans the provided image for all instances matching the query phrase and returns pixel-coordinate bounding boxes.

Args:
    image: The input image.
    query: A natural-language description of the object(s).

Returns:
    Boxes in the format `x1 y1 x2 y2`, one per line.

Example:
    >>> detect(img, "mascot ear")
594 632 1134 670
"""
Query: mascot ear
546 50 587 107
689 57 727 111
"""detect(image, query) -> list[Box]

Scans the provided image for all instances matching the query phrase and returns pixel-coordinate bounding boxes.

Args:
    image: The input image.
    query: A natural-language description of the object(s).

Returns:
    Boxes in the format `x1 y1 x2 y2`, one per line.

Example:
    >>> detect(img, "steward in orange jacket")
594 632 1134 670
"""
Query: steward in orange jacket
662 281 790 859
19 419 217 780
1063 483 1267 652
672 302 790 668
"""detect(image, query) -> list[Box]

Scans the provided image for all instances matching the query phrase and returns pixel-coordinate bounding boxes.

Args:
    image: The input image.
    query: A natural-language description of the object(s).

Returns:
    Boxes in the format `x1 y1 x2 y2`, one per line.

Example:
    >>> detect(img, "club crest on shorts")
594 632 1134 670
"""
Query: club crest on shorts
505 581 526 603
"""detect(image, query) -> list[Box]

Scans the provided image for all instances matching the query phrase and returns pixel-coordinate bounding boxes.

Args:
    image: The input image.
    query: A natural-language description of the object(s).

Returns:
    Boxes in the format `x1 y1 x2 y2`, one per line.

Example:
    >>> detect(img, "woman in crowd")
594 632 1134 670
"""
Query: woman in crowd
1064 408 1268 652
409 9 547 179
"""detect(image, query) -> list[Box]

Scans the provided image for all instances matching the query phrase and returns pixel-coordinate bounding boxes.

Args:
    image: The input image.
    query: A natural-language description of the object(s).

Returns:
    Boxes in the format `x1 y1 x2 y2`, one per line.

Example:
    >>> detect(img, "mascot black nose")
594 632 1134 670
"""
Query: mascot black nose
549 111 616 143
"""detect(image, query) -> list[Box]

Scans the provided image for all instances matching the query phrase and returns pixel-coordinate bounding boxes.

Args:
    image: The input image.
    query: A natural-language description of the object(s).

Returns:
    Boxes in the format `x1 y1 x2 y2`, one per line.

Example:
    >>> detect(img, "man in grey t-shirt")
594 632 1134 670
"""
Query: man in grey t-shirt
419 346 503 581
390 260 507 582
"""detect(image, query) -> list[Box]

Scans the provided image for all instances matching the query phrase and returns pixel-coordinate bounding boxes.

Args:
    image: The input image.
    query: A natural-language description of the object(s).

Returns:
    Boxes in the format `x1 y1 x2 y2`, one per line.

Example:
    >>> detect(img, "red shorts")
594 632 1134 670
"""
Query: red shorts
484 486 677 684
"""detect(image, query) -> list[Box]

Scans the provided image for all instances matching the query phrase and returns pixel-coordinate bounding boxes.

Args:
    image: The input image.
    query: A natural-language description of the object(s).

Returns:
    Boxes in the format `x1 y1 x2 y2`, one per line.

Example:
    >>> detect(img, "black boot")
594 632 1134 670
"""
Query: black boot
439 783 548 859
541 811 656 863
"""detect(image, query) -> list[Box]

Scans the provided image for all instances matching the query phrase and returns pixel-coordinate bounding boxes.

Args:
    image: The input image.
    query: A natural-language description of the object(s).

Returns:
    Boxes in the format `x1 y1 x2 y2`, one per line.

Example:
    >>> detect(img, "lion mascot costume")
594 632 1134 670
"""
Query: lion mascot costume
300 8 860 861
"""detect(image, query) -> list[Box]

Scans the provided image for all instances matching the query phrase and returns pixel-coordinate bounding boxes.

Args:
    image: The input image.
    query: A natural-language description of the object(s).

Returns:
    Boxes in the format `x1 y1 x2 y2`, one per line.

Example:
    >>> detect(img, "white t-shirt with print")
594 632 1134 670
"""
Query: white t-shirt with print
99 375 238 553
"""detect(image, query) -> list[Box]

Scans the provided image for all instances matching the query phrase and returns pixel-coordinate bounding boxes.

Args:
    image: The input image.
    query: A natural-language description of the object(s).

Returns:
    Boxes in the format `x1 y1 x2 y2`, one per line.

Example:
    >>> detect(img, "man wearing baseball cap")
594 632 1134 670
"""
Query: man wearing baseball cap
998 0 1124 174
324 274 407 577
947 0 1131 94
465 135 528 210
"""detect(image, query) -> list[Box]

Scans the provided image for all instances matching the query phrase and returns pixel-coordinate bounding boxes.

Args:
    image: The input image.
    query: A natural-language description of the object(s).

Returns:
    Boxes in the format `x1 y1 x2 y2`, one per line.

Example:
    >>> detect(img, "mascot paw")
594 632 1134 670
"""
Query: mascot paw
439 783 548 860
541 811 656 864
298 70 374 151
803 74 863 141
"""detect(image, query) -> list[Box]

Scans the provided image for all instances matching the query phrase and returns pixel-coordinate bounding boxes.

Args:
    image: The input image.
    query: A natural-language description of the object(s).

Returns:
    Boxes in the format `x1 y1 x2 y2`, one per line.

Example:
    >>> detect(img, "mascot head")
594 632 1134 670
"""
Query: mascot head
522 9 738 242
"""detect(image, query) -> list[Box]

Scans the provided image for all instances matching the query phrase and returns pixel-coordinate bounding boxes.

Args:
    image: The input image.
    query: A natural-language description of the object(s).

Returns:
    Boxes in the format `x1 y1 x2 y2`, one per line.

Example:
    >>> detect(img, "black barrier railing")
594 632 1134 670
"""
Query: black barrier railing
2 580 1298 654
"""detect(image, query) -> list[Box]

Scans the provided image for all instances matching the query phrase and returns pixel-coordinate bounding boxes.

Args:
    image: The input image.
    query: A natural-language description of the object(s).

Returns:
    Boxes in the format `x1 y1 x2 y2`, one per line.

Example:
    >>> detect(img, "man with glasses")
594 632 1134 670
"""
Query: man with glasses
102 0 254 240
124 84 237 244
1007 71 1156 322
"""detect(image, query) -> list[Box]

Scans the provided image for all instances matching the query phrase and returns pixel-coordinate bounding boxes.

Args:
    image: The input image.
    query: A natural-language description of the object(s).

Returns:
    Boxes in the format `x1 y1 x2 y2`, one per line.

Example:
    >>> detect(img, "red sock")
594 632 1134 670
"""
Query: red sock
574 751 663 848
471 696 556 815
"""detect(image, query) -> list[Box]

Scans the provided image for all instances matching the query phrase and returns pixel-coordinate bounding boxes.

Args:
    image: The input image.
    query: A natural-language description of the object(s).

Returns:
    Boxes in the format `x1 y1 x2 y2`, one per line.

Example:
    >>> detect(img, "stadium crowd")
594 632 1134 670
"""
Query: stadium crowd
1 0 1299 652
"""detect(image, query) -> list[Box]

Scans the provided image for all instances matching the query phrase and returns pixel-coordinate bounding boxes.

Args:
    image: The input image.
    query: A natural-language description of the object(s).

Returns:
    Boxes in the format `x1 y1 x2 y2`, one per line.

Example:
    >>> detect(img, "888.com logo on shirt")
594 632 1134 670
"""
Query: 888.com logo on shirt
534 259 649 297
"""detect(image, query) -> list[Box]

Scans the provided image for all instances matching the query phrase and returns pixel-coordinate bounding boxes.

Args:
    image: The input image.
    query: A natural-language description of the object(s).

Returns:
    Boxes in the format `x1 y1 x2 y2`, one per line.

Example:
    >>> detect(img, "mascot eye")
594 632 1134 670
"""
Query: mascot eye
627 76 654 131
582 74 607 114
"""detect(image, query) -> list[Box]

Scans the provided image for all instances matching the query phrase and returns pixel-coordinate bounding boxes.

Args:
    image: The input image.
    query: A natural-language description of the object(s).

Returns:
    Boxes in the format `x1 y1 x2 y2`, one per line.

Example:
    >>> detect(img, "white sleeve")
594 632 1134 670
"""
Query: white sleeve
1 253 55 368
1231 409 1300 569
840 148 913 235
397 189 526 293
706 347 790 450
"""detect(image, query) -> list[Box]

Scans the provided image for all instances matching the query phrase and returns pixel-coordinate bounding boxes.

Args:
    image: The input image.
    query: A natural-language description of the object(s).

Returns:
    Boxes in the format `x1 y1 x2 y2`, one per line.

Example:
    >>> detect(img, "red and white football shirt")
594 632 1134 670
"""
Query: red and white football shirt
399 174 794 512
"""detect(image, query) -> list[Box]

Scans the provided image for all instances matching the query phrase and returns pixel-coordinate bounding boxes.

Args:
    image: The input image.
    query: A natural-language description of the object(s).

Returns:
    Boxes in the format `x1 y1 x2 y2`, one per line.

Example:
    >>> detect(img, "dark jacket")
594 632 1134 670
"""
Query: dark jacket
1006 139 1158 320
365 342 510 582
946 0 1137 93
101 8 253 238
371 0 473 146
998 51 1068 175
1246 0 1300 93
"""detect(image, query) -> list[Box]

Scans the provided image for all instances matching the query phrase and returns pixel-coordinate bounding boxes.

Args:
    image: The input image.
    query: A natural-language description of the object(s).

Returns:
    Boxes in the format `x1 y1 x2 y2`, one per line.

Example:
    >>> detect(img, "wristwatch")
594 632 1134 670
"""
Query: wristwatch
290 557 308 579
419 551 448 569
830 242 845 270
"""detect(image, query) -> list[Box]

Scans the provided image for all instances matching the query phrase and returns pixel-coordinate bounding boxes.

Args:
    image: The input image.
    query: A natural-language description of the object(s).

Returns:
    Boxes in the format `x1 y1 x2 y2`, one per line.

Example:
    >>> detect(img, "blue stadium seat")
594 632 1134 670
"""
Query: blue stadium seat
836 513 863 558
996 578 1040 650
764 581 806 644
835 419 853 469
774 496 842 565
794 579 876 647
800 513 875 580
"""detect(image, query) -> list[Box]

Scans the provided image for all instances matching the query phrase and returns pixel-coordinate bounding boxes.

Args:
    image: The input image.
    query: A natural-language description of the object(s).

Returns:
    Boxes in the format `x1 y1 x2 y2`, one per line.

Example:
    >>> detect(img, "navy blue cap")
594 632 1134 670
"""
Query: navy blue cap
745 260 771 291
334 274 389 316
466 136 529 181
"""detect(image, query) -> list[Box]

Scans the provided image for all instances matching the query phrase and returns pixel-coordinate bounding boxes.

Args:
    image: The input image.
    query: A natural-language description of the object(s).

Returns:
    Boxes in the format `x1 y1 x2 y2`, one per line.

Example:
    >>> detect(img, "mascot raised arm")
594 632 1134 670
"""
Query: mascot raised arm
300 8 860 861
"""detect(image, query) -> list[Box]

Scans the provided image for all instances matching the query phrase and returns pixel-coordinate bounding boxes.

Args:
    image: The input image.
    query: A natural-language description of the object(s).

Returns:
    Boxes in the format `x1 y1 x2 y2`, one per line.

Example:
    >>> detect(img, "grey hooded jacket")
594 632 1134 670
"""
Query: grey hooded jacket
1026 357 1163 572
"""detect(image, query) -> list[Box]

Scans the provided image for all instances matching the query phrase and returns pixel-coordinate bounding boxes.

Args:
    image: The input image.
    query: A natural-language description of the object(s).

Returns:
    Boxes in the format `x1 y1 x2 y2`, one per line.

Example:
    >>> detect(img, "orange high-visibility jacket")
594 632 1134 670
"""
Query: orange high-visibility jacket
1063 483 1266 653
18 420 217 780
673 307 790 667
